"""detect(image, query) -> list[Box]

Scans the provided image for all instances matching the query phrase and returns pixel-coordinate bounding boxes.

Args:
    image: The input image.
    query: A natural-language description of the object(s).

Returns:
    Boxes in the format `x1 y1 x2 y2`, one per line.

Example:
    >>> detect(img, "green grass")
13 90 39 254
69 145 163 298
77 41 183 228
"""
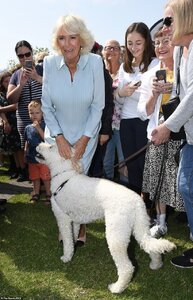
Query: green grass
1 169 193 300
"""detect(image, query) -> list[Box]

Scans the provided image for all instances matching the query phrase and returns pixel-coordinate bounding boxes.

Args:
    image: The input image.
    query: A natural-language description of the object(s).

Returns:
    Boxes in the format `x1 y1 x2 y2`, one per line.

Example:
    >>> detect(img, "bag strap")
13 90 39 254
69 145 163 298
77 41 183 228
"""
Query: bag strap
176 46 183 96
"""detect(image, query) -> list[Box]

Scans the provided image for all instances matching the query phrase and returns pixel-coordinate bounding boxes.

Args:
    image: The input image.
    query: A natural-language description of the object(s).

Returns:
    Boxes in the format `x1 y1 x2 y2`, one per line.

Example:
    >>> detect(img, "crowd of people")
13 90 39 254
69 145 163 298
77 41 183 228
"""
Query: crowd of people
0 0 193 268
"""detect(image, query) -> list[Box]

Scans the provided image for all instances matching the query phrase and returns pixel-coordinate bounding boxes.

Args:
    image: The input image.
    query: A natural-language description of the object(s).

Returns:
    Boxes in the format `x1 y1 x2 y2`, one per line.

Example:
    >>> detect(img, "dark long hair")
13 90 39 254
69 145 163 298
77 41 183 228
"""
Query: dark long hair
123 22 154 73
14 40 33 54
0 71 12 93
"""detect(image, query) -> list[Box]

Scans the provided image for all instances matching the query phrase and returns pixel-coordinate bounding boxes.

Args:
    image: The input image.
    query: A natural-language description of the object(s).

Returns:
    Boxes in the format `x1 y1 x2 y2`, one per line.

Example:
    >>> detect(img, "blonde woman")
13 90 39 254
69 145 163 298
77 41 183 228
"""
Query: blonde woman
152 0 193 268
41 14 105 245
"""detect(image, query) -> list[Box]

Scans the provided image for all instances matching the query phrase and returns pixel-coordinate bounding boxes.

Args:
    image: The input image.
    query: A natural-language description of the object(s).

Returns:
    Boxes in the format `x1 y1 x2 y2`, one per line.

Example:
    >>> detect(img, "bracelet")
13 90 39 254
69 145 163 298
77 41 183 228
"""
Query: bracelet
117 89 122 98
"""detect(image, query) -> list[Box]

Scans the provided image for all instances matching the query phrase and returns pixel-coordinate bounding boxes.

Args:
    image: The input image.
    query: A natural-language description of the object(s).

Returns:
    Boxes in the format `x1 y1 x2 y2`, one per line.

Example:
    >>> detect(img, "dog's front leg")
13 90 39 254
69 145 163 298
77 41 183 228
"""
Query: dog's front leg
59 215 74 263
72 222 80 243
51 201 74 262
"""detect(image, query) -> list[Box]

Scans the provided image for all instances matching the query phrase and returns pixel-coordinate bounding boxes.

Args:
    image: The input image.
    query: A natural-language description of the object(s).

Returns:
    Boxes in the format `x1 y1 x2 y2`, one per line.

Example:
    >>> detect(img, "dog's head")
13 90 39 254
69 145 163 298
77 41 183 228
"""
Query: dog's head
36 142 83 174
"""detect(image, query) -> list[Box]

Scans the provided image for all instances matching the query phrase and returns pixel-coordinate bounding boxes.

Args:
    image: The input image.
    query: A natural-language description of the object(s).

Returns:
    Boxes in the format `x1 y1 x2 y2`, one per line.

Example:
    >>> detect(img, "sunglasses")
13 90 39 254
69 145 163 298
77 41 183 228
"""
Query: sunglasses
163 16 173 27
17 51 32 59
104 46 121 52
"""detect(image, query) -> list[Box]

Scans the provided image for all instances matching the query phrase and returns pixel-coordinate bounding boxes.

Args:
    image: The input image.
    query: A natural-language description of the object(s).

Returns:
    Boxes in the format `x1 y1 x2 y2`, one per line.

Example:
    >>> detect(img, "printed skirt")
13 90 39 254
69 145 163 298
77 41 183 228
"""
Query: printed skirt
142 140 185 211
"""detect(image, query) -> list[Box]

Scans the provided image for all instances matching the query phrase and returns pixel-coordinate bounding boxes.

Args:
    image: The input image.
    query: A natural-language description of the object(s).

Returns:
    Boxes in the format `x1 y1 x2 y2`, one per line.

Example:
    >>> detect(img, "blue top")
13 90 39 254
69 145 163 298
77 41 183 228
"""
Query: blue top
24 121 45 163
41 53 105 173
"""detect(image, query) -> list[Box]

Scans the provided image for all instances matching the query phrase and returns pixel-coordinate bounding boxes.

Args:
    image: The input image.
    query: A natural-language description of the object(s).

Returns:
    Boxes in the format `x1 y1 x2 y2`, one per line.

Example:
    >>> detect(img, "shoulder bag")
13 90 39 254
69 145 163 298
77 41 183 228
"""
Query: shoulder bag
162 47 186 141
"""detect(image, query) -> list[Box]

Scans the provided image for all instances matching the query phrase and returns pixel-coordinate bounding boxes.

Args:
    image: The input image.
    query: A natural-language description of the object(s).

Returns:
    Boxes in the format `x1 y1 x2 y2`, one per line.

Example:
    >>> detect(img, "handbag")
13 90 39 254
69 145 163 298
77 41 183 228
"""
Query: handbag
162 47 186 141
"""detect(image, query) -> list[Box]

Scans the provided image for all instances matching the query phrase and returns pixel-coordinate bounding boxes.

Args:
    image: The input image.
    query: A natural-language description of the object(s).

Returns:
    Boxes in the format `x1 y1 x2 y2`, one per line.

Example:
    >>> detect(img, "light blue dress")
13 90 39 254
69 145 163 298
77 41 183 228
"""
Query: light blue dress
41 53 105 174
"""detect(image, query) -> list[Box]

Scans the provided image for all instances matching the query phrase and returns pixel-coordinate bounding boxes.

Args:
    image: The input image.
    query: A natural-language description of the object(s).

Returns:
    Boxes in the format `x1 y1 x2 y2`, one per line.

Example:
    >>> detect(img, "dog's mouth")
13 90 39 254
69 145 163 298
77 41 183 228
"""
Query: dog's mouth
35 152 45 161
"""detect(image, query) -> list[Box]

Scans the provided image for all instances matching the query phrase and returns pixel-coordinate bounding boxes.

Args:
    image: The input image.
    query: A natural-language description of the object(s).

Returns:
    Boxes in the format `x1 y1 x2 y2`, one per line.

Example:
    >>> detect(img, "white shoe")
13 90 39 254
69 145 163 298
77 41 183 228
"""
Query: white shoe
190 232 193 242
150 224 167 238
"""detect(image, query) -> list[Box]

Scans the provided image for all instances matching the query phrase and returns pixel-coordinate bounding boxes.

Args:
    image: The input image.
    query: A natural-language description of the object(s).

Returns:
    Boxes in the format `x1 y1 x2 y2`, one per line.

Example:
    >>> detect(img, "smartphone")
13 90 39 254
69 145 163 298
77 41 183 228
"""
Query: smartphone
133 80 142 87
156 69 166 83
25 60 33 69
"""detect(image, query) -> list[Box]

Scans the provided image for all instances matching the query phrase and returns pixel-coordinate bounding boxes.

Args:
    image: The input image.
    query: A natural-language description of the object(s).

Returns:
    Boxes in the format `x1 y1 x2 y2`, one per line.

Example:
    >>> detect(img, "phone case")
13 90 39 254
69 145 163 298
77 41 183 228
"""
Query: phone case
156 70 166 82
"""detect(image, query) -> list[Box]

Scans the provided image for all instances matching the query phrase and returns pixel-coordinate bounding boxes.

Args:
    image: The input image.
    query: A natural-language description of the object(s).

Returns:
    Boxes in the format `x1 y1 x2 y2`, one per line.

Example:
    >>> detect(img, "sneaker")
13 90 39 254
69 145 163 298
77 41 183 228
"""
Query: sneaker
17 171 28 182
0 198 7 205
183 248 193 257
150 224 167 238
171 255 193 268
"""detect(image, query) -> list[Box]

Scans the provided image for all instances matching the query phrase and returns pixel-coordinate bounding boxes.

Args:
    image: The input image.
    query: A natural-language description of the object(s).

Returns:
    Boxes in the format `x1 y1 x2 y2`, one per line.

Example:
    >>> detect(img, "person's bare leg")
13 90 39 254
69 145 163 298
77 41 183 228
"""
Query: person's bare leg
77 224 86 242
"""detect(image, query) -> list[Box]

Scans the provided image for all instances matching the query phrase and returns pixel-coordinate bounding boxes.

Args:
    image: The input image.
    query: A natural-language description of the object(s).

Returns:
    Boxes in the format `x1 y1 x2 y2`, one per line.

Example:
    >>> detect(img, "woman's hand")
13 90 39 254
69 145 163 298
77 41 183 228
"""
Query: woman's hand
118 82 139 97
99 134 109 146
19 69 29 87
55 135 72 159
73 136 90 160
24 66 42 83
3 122 11 134
151 123 171 145
152 78 173 95
152 78 164 96
162 82 173 94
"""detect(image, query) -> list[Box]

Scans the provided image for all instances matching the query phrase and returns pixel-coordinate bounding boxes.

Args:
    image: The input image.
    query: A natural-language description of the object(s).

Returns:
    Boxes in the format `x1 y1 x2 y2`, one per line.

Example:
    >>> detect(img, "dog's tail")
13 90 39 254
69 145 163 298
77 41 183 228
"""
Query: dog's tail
132 199 176 254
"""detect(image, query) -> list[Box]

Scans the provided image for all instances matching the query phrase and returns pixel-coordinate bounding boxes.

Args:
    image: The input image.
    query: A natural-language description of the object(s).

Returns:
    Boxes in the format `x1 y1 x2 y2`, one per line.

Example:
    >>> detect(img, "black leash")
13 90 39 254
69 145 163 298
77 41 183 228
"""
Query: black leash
114 141 153 170
93 141 153 178
53 141 153 195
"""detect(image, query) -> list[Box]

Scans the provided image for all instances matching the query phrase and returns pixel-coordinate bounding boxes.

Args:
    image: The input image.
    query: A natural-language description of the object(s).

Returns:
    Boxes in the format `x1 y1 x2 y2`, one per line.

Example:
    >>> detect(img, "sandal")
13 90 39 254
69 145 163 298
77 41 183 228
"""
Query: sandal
30 194 40 203
44 194 51 205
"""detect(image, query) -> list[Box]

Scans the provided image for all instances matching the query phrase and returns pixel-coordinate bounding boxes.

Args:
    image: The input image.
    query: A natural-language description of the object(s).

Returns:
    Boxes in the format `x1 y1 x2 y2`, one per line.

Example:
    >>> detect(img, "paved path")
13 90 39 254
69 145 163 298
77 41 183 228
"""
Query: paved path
0 178 33 200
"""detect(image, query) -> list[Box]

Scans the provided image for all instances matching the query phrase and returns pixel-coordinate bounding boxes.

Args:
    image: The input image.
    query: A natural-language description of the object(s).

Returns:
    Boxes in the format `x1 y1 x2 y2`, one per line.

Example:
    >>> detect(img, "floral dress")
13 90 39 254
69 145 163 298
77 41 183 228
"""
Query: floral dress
0 92 21 152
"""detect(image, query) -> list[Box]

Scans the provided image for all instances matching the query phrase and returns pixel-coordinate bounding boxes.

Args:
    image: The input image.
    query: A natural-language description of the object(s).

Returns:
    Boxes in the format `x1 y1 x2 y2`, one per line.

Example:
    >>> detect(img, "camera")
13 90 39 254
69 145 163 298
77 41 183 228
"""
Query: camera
25 60 33 69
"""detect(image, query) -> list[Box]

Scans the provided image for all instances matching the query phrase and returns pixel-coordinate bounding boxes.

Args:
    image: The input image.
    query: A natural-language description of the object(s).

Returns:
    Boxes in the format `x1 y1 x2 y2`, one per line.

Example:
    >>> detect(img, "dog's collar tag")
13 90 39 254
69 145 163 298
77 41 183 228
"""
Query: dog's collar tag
53 179 69 197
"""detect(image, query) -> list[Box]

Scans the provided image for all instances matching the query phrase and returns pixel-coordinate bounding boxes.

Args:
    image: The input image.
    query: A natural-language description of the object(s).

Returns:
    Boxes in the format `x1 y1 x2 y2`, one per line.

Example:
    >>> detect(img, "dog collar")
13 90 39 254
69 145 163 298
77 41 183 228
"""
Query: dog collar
53 179 69 197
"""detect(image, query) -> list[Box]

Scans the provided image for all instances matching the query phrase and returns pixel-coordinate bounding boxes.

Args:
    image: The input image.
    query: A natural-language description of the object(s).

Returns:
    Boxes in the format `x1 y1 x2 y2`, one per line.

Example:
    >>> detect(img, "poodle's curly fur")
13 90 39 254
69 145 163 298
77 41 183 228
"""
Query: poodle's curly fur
36 142 176 294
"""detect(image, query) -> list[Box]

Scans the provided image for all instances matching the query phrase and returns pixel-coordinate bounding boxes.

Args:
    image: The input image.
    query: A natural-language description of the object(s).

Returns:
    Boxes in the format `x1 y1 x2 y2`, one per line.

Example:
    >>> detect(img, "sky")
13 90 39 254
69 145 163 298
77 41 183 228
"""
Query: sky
0 0 167 70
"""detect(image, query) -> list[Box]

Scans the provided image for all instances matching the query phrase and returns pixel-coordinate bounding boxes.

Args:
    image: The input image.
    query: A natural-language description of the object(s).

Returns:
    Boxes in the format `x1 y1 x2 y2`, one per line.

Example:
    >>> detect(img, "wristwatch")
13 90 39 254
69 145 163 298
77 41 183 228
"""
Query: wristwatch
54 133 63 138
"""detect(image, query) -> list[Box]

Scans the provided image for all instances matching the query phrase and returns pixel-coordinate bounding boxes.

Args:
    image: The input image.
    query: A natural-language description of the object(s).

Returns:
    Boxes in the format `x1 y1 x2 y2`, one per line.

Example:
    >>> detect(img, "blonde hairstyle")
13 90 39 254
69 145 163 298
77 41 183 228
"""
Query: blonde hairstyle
28 99 42 110
52 14 95 55
169 0 193 40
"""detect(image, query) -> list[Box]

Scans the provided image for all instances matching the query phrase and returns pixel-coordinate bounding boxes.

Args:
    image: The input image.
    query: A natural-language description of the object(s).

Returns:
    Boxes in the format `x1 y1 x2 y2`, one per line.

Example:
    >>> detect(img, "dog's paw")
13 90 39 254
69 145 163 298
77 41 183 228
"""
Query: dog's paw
149 260 163 270
60 255 72 263
108 283 126 294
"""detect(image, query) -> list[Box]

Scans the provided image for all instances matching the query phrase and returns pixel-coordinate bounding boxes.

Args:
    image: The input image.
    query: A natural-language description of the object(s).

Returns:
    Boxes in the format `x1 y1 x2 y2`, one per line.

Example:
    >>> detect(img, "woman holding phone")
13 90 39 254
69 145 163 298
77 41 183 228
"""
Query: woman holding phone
116 22 158 195
138 27 184 238
7 40 43 181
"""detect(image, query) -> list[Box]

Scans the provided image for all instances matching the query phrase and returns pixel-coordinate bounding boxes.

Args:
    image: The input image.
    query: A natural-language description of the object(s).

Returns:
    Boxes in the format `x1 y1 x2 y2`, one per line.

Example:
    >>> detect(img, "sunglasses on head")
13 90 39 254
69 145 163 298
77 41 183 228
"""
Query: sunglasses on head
163 16 173 27
17 51 31 59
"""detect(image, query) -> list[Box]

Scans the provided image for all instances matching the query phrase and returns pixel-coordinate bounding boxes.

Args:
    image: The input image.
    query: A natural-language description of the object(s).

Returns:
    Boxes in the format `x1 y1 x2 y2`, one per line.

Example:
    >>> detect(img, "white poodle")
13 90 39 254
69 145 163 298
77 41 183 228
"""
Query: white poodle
36 142 175 294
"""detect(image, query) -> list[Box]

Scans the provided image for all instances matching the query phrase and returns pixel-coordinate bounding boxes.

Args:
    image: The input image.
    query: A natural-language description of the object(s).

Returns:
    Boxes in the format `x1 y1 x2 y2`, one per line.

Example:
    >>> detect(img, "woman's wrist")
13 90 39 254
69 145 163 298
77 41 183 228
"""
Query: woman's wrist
78 136 90 145
115 89 122 98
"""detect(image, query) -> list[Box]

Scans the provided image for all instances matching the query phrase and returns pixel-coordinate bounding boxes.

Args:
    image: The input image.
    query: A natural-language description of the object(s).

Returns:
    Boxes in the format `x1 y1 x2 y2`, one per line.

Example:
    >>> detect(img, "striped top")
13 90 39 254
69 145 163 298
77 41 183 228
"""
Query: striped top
10 66 43 147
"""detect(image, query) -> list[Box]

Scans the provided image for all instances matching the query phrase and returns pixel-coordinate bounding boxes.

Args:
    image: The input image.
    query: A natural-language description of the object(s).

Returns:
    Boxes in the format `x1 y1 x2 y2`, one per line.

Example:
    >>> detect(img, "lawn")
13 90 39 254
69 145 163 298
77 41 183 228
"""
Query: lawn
0 168 193 300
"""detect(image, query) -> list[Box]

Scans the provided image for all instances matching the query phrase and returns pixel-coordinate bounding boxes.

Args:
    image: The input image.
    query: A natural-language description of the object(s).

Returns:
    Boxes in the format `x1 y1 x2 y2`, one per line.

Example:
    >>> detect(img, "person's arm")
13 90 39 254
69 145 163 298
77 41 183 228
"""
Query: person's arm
0 112 11 134
41 57 64 137
82 55 105 138
165 45 193 132
137 70 158 120
25 65 43 84
33 121 44 140
7 69 28 104
99 67 114 137
0 103 17 113
41 56 72 159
